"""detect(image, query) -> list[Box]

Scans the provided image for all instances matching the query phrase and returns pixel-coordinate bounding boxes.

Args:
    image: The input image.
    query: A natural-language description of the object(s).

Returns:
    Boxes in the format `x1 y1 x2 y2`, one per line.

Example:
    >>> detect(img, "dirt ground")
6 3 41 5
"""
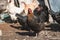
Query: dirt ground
0 22 60 40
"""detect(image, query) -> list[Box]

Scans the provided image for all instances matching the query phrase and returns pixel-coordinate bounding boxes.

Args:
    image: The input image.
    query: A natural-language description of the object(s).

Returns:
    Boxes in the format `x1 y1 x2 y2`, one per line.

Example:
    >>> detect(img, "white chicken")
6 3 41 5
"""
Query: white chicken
7 0 25 20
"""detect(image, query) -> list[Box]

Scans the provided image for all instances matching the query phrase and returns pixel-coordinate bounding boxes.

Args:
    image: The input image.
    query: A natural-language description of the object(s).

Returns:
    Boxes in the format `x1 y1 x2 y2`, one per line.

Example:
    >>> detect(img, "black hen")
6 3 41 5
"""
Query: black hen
34 4 49 23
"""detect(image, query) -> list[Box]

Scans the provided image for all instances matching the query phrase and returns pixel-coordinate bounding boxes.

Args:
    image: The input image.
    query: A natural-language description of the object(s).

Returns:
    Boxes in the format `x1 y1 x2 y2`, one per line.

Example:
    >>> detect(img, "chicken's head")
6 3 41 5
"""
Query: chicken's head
28 8 32 14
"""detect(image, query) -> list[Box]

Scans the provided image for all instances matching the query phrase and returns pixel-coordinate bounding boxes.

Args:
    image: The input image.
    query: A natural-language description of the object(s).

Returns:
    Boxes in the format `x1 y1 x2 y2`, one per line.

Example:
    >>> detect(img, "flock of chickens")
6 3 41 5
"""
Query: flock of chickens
3 0 49 37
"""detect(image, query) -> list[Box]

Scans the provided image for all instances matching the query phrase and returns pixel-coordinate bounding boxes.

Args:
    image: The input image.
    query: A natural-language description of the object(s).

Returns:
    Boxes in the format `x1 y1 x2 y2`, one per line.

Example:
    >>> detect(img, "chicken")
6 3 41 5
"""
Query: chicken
16 8 44 37
34 4 49 24
27 8 44 37
7 0 26 21
50 10 60 24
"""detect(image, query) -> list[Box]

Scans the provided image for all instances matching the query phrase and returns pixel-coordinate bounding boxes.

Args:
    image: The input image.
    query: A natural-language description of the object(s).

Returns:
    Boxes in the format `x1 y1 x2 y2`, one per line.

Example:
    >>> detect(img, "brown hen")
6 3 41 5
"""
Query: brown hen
27 8 45 37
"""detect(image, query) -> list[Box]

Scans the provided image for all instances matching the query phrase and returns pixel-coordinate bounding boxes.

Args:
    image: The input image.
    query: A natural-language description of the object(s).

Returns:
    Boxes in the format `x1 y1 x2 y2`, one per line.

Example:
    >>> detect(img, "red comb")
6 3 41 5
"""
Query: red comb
28 8 32 14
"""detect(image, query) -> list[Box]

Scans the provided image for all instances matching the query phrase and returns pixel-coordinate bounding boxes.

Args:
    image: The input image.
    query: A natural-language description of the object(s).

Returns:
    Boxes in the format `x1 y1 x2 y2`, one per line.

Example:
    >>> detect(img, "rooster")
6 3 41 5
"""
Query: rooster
27 8 44 37
16 8 44 37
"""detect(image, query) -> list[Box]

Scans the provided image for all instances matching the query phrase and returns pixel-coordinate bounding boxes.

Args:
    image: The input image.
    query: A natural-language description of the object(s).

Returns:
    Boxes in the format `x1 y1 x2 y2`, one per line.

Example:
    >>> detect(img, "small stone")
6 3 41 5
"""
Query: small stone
0 30 2 36
15 39 18 40
23 38 26 40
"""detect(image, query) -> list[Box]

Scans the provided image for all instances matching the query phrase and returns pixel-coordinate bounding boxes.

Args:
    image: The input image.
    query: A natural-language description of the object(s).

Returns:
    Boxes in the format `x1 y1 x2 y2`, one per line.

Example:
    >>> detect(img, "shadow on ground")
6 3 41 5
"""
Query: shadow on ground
10 25 36 36
10 25 21 29
16 31 36 36
10 25 31 31
46 23 60 32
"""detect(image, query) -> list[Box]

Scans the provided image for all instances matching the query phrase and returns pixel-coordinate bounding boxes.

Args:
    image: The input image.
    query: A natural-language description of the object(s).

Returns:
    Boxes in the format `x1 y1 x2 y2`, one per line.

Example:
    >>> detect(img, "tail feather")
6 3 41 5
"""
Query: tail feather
16 14 27 25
